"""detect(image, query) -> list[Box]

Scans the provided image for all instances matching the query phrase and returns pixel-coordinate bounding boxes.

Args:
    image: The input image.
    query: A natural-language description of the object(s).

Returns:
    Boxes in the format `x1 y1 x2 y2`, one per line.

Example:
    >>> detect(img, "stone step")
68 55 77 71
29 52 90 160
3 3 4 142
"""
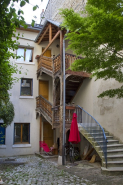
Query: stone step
102 154 123 161
97 144 123 151
107 149 123 156
95 139 119 146
101 167 123 175
89 132 109 136
88 136 113 141
100 149 123 156
103 161 123 168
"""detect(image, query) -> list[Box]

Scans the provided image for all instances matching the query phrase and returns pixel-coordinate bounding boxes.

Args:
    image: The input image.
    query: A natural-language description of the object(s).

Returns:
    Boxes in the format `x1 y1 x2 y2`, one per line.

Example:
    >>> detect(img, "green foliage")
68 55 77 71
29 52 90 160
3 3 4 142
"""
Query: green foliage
0 0 38 126
33 5 39 11
0 101 14 126
60 0 123 98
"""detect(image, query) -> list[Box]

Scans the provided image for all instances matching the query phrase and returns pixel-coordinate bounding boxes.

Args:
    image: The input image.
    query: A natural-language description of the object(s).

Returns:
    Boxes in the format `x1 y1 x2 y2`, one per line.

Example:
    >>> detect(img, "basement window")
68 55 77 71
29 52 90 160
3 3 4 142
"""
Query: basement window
14 123 30 144
17 47 33 62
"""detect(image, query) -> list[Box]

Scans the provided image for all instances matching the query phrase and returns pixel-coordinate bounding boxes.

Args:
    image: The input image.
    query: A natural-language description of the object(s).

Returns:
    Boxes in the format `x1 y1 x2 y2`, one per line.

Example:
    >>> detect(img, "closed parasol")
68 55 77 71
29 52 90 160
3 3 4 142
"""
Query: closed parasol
68 113 80 144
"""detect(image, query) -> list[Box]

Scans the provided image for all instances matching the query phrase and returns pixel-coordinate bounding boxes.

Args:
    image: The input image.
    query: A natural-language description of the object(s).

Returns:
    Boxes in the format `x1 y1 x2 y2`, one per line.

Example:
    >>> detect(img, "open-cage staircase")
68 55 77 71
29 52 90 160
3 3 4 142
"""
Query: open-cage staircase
36 52 123 175
76 106 123 175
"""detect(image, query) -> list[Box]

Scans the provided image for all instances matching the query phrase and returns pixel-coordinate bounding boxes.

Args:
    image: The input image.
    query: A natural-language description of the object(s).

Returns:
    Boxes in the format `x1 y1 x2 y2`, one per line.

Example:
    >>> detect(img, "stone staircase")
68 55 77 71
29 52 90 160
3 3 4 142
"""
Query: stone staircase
78 125 123 175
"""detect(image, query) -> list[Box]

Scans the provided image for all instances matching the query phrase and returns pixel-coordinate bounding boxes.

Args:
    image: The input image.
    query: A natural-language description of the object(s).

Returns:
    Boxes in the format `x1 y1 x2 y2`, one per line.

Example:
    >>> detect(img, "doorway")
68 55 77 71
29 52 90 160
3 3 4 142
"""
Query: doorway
39 80 49 100
42 48 51 57
43 122 53 148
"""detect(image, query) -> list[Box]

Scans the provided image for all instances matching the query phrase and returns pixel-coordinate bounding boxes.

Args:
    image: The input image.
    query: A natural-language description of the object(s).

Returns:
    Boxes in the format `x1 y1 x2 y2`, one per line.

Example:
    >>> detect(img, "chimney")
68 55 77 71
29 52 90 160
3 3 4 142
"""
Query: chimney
40 9 45 24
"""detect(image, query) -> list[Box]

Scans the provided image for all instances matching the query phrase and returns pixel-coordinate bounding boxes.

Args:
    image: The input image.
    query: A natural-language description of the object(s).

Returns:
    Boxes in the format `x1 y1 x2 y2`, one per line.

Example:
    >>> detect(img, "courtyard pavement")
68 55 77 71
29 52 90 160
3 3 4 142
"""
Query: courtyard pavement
0 155 123 185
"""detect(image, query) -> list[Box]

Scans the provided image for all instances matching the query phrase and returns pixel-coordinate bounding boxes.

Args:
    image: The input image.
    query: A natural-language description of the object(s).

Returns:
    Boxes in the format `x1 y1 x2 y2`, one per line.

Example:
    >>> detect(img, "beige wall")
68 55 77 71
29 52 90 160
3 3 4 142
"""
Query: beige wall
73 77 123 143
0 30 41 156
93 79 123 143
73 78 93 115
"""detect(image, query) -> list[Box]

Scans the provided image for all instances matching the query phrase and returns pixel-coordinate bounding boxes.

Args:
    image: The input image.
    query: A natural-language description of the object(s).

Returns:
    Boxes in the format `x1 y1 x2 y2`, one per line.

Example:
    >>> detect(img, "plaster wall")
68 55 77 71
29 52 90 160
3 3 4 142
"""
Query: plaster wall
40 39 60 57
73 78 93 115
73 76 123 143
93 78 123 143
0 30 53 156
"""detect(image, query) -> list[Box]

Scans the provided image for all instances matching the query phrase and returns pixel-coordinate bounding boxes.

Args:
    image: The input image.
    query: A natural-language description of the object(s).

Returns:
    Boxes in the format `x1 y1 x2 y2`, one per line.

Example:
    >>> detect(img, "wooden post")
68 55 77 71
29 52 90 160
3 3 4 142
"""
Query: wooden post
52 78 55 129
49 23 52 43
39 116 42 153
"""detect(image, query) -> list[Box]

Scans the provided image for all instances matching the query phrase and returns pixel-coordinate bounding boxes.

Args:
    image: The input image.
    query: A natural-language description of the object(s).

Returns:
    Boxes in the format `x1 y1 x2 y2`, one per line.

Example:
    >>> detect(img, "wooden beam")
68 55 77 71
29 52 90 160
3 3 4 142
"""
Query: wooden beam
83 148 94 160
38 25 49 44
49 23 52 43
42 30 60 56
60 30 63 73
39 116 42 153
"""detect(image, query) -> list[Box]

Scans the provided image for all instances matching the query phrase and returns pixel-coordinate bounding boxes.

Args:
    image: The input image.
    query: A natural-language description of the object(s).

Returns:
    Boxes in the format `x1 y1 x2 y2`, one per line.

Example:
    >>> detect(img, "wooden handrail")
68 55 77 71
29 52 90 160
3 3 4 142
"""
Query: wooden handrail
53 54 61 74
65 53 82 70
37 53 83 76
38 55 53 72
36 95 52 118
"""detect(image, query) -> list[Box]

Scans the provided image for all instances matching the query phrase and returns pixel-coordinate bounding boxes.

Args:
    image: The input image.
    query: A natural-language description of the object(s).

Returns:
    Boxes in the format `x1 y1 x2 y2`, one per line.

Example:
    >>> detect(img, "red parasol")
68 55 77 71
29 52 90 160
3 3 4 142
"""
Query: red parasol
68 113 81 144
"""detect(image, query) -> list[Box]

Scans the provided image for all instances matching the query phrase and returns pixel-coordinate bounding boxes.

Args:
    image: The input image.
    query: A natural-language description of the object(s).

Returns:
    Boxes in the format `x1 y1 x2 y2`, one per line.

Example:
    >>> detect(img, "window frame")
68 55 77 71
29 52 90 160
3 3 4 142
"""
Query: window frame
20 78 33 97
0 123 6 145
14 123 30 144
16 46 34 63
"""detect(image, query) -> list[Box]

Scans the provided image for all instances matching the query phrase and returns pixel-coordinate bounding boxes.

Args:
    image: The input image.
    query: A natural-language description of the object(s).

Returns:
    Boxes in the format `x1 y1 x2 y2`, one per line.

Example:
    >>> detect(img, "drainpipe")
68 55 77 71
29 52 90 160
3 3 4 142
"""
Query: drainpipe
62 30 69 165
62 37 66 165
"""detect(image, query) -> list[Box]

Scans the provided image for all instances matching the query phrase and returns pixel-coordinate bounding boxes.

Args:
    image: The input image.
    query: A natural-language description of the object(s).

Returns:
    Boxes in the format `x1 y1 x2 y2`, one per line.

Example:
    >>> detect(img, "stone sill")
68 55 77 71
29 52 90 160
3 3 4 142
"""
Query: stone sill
12 144 31 148
0 145 6 149
15 61 35 65
19 96 34 99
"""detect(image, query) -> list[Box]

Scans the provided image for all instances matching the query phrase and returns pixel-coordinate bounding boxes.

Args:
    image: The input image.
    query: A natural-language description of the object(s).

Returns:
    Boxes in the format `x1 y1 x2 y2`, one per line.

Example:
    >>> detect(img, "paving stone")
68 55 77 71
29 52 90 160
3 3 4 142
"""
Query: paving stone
0 155 92 185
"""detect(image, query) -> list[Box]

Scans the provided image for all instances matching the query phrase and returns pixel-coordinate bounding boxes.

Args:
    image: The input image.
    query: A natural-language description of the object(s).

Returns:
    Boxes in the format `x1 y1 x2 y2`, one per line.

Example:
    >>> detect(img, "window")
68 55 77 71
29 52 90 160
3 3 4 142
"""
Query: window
17 47 33 62
14 123 30 144
0 124 5 145
20 78 33 96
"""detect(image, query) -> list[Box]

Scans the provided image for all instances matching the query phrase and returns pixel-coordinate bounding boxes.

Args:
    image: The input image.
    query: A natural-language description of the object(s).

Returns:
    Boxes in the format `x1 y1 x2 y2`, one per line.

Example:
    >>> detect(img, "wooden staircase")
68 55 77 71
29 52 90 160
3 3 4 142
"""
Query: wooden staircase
36 95 78 129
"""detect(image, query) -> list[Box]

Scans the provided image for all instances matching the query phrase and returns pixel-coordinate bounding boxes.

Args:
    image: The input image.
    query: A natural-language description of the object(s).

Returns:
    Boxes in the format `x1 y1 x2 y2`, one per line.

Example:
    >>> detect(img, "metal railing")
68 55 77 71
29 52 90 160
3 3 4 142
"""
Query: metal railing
76 105 107 168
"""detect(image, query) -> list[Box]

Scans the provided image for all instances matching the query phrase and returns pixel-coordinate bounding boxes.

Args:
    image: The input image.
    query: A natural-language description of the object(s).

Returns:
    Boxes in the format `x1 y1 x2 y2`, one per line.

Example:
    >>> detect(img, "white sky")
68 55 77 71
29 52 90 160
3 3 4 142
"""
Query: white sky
14 0 49 24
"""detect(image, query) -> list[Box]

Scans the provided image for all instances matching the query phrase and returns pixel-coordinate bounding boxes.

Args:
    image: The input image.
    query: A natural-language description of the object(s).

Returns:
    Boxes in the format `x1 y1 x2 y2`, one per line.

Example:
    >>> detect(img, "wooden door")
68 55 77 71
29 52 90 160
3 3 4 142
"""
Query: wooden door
43 122 53 147
39 80 49 100
42 48 51 57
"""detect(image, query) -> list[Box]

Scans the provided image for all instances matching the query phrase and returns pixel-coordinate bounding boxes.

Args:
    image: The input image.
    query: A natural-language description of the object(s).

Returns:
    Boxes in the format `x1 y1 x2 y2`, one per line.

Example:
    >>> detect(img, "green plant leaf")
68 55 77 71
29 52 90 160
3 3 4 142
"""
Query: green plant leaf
33 5 39 11
20 1 26 7
31 19 35 27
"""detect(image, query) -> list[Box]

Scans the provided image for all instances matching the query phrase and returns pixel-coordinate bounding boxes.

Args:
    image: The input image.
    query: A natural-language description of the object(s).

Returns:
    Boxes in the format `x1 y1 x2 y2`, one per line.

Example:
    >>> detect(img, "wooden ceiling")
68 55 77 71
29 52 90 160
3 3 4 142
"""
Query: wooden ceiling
66 75 84 104
36 23 60 44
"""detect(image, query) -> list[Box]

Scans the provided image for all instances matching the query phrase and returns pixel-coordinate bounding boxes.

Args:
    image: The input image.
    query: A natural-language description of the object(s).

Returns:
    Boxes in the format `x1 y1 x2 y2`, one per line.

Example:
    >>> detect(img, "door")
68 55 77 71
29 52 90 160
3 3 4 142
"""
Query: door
43 122 53 147
42 48 51 57
39 80 49 100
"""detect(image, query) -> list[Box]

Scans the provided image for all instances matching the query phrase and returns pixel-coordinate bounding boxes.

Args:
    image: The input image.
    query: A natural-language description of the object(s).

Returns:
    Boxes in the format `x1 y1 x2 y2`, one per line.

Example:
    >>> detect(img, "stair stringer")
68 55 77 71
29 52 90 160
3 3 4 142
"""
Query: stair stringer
78 126 106 167
36 108 52 126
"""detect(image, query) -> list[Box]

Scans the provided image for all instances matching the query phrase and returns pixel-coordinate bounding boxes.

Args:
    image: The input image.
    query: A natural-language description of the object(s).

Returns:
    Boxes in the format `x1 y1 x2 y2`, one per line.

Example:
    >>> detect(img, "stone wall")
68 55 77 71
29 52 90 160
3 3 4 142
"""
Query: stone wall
40 0 87 24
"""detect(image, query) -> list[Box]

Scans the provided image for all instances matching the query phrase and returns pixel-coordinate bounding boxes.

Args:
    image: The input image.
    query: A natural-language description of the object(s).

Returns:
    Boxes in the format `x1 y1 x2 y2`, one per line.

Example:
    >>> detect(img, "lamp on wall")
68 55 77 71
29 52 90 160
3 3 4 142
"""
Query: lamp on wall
56 44 59 48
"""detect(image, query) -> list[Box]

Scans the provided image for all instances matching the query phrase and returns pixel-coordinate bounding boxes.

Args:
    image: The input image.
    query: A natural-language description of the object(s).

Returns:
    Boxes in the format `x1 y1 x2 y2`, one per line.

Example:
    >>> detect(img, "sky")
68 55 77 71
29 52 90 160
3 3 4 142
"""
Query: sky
14 0 49 24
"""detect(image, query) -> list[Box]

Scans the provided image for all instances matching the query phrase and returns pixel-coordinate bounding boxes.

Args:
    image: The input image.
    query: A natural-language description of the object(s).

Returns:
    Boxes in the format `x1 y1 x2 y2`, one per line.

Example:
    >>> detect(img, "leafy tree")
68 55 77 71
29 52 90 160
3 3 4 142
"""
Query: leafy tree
60 0 123 98
0 0 38 126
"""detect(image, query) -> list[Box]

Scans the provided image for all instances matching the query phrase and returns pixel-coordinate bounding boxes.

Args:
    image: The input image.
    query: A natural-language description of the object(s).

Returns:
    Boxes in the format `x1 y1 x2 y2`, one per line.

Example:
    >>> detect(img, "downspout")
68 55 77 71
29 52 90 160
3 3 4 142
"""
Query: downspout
62 30 69 165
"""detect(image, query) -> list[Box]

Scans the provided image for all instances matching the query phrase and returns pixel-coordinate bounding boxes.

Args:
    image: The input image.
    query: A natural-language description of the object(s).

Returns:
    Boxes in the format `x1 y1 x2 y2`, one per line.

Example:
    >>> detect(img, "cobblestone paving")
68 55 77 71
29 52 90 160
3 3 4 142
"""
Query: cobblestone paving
0 155 95 185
